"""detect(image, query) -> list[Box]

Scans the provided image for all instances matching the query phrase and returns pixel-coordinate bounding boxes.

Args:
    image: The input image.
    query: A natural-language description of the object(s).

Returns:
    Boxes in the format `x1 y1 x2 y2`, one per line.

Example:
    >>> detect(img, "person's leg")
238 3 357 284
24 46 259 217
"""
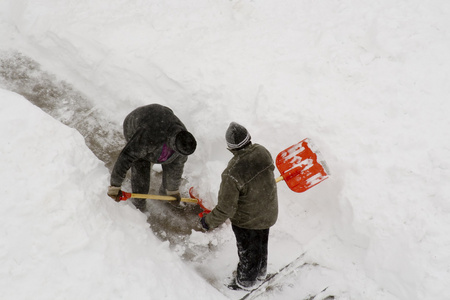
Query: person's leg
160 163 182 207
257 228 270 280
131 159 151 212
232 225 263 289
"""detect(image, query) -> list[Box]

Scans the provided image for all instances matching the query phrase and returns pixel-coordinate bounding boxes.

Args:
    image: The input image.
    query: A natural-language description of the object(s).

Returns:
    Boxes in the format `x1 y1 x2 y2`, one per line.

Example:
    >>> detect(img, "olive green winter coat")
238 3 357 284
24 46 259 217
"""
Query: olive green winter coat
205 143 278 230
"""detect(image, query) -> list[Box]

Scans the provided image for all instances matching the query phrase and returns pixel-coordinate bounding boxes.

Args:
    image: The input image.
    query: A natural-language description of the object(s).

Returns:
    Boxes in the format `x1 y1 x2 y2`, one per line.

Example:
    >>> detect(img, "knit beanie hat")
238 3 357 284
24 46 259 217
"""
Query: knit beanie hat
225 122 251 150
175 131 197 155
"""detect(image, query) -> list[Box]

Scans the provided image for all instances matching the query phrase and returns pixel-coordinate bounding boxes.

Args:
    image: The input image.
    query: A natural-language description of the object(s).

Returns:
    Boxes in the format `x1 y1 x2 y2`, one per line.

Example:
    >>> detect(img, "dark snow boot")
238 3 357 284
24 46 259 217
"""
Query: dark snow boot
227 279 241 291
235 278 257 291
227 276 257 291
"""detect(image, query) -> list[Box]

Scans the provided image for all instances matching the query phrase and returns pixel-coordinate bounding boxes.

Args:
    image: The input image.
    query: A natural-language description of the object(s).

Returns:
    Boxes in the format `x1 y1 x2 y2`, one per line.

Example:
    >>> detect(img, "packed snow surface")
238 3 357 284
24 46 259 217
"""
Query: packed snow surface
1 1 450 299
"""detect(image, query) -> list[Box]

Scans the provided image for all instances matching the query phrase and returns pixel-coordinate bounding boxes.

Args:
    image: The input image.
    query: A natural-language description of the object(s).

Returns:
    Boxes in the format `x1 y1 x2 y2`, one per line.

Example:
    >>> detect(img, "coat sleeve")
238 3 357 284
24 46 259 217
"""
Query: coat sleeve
204 172 240 229
110 128 156 187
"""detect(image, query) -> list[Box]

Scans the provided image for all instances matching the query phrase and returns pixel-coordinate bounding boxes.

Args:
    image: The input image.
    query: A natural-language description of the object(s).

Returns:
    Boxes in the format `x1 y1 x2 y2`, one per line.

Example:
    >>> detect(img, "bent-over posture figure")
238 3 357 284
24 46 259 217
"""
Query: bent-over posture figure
107 104 196 212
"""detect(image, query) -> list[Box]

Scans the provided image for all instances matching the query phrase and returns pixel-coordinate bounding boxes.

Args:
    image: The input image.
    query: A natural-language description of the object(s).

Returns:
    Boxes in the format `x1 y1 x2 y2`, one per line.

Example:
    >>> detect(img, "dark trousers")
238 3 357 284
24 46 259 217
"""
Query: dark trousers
131 159 178 211
130 159 151 210
232 225 269 287
131 159 175 193
131 159 151 193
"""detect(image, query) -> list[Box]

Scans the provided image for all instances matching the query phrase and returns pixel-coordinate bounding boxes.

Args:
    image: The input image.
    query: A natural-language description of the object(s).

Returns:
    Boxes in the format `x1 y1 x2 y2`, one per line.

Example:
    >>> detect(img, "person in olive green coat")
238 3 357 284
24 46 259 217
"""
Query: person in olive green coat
200 122 278 290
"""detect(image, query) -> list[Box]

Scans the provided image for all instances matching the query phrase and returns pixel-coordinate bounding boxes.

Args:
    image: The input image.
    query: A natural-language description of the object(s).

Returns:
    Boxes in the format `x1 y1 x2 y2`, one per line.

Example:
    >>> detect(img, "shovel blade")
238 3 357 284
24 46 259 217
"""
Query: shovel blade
276 138 329 193
189 187 212 218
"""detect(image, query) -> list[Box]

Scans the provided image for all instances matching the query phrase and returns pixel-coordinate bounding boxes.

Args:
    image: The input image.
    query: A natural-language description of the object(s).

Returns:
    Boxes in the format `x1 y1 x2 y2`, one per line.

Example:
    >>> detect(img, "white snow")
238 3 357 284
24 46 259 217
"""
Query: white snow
0 90 224 300
1 1 450 299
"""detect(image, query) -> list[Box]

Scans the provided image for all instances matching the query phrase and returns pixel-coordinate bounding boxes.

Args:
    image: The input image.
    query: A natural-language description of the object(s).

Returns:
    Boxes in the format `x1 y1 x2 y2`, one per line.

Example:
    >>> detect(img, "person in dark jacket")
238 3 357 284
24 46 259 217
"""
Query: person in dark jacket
200 122 278 290
107 104 197 212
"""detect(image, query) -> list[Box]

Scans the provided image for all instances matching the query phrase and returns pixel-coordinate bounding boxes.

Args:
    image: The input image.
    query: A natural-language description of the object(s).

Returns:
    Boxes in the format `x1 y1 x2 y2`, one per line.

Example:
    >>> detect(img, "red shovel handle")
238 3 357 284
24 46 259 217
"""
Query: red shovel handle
119 191 132 201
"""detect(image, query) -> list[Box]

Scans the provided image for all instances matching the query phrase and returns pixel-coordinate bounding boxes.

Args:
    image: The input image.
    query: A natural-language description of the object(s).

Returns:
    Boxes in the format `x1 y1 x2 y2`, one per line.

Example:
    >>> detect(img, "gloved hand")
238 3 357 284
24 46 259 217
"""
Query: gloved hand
166 190 181 207
200 216 210 232
107 186 122 202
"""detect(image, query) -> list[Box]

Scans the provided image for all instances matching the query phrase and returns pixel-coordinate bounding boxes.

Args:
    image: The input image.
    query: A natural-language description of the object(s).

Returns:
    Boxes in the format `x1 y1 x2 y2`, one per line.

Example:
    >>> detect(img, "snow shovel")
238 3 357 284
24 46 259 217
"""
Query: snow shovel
191 138 329 218
188 187 212 218
119 189 212 216
275 138 330 193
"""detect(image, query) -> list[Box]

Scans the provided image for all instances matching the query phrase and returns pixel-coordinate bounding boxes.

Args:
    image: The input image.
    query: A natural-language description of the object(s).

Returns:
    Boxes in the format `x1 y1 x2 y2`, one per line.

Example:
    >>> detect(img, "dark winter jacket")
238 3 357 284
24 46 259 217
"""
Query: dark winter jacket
205 143 278 230
110 104 189 190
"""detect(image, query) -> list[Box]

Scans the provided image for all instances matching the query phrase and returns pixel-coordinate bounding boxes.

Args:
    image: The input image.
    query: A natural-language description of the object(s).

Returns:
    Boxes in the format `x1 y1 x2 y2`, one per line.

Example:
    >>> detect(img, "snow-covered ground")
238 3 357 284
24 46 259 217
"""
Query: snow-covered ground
1 1 450 299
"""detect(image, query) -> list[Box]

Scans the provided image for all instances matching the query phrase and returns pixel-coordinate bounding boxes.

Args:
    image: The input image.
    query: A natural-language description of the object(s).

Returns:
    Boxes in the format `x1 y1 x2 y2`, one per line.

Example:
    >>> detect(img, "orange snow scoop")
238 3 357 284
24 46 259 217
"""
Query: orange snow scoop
275 138 330 193
190 139 329 218
119 189 212 217
119 192 198 203
189 187 212 218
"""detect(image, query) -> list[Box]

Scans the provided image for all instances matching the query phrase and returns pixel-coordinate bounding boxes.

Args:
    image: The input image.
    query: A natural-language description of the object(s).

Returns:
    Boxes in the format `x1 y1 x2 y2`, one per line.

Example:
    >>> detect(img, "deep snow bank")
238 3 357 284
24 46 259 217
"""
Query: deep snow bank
1 0 450 299
0 89 225 300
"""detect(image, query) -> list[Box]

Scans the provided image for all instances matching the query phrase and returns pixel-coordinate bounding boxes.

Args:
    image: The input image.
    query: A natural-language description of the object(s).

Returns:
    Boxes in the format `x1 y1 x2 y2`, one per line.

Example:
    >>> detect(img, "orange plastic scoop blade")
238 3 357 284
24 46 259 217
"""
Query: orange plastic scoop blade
276 138 329 193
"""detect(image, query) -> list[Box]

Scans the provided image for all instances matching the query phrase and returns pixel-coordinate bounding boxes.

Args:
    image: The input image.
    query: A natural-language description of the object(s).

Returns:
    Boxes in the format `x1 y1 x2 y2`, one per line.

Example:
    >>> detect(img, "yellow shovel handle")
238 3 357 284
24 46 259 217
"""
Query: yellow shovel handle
130 193 198 203
275 176 284 183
